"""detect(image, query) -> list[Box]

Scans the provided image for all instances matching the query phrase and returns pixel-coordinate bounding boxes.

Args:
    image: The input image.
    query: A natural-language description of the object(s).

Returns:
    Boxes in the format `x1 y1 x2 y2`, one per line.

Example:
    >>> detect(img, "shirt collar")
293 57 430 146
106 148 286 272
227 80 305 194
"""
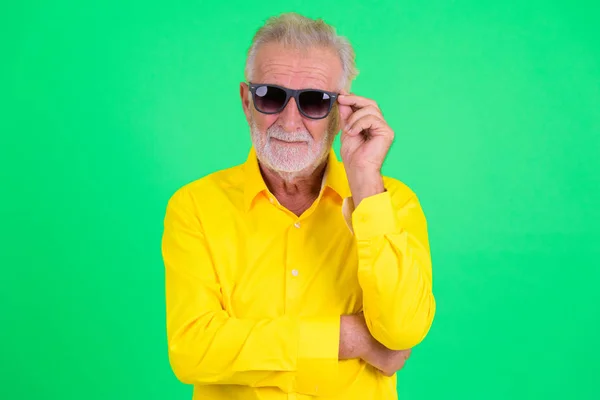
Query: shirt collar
242 146 351 211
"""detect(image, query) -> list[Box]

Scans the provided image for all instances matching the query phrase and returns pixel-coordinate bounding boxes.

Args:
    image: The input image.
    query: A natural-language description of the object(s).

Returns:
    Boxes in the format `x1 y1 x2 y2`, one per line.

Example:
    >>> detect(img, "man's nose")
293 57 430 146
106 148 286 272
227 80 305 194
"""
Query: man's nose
278 97 304 131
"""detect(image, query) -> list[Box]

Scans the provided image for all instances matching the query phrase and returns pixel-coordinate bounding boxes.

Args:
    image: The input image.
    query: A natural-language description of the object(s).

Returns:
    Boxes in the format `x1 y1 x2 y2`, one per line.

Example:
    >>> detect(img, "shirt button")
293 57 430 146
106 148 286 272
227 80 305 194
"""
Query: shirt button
294 222 301 228
291 269 299 276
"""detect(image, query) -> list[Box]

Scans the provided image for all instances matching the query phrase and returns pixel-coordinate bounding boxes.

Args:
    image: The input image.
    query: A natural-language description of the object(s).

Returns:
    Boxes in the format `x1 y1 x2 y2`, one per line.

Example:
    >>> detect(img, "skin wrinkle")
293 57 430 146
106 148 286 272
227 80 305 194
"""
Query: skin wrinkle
256 45 338 91
260 69 331 89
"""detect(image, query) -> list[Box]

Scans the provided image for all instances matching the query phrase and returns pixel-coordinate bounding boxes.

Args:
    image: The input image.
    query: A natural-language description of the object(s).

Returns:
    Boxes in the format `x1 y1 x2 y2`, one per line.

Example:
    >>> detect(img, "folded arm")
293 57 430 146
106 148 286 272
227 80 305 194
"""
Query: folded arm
162 187 346 393
349 185 436 350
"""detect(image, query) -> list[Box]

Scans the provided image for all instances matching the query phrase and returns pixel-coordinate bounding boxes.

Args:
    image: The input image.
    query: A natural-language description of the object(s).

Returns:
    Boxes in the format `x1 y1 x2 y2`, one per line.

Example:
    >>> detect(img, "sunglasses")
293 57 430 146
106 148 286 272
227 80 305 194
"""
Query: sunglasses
248 83 339 120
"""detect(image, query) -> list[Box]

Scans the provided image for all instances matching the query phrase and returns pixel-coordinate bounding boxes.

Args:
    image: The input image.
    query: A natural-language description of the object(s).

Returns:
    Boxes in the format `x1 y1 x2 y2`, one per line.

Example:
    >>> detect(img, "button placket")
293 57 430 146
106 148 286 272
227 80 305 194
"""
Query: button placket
285 219 304 314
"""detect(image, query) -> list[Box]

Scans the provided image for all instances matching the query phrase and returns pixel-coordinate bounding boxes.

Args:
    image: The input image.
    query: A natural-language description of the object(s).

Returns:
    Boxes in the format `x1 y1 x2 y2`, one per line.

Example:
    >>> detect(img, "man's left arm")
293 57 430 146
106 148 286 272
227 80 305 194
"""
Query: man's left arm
350 184 436 351
337 92 436 351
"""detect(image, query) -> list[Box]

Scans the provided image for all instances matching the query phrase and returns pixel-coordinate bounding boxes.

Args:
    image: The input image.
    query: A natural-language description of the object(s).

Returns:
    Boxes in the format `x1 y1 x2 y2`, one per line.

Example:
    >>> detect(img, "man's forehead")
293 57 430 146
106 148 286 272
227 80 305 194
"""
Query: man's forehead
253 43 343 90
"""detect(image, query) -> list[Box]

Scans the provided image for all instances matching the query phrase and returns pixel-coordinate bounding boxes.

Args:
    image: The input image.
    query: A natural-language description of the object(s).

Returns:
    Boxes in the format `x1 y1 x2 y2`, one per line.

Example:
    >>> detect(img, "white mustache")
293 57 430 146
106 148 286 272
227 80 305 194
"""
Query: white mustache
268 128 313 143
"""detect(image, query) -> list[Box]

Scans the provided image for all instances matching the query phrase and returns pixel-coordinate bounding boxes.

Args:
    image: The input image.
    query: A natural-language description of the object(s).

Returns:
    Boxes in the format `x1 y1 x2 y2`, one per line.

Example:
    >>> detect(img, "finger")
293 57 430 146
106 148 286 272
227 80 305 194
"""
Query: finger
376 367 395 377
344 105 382 131
337 93 380 111
392 356 407 372
397 359 407 372
347 114 390 138
338 103 353 128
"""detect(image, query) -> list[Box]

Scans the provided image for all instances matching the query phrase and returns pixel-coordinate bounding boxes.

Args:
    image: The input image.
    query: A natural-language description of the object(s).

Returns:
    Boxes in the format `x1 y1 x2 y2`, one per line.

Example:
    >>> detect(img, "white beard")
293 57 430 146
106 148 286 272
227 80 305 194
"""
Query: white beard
250 118 332 180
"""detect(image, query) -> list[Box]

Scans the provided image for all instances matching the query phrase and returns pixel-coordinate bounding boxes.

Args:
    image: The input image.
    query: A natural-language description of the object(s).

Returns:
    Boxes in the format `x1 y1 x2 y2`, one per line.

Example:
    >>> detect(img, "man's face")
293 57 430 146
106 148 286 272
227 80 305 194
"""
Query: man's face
241 42 344 177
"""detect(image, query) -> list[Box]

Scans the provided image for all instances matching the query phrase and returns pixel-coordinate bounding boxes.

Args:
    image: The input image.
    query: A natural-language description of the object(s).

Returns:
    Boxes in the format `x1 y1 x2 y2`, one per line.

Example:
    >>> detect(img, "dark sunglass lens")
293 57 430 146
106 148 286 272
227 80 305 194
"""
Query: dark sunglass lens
299 91 332 118
253 85 287 113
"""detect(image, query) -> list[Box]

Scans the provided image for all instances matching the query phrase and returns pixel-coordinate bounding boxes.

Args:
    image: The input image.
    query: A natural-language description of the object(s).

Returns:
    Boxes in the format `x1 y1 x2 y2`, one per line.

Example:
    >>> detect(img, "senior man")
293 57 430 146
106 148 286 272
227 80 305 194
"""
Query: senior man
161 12 435 400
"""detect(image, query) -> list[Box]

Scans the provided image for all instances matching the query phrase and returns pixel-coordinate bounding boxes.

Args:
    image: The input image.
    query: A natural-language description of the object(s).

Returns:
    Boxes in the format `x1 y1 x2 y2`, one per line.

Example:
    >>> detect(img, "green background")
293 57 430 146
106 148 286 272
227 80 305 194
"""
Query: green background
2 0 599 399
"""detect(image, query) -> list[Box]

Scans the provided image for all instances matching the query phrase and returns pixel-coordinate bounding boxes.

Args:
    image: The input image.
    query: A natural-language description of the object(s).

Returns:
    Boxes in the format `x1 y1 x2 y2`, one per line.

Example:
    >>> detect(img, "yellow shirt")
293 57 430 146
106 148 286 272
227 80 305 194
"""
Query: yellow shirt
161 147 435 400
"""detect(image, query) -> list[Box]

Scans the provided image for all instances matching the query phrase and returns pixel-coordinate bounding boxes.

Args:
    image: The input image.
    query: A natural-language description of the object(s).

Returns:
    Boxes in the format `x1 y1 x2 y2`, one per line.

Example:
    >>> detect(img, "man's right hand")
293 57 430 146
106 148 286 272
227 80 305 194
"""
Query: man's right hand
339 313 412 377
362 339 411 377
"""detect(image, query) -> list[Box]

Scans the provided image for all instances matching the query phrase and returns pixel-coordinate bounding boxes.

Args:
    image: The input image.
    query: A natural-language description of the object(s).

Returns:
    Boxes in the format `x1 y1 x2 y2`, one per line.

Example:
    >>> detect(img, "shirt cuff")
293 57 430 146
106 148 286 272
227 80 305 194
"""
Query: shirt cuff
295 316 340 395
351 191 400 241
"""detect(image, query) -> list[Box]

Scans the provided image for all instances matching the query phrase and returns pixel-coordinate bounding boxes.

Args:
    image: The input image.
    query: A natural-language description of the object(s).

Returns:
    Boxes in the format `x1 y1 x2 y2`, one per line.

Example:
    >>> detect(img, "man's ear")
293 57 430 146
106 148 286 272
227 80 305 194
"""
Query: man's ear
240 82 252 125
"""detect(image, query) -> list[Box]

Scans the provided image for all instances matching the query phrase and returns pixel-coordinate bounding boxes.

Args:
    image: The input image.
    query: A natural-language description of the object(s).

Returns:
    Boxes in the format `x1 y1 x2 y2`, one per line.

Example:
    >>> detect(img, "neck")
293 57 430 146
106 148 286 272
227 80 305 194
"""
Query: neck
259 161 328 200
259 161 327 196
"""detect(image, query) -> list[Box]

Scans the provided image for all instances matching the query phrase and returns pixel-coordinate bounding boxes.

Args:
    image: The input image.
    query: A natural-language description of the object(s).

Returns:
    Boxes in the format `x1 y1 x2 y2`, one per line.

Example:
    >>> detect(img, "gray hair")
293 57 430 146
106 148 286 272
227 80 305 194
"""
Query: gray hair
244 12 358 91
